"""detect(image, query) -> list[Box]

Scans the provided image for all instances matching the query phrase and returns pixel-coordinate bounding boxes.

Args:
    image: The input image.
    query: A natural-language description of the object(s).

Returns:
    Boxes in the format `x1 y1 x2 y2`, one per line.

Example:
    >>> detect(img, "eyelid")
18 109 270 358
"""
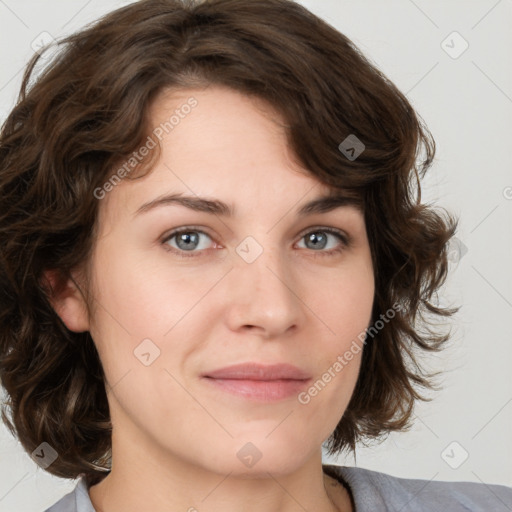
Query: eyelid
161 225 216 240
160 225 219 254
296 225 350 245
160 224 351 257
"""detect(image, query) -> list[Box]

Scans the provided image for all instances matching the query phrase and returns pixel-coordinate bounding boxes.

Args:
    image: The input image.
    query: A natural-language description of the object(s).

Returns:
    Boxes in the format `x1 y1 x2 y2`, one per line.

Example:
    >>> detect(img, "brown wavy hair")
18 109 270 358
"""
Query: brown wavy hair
0 0 458 487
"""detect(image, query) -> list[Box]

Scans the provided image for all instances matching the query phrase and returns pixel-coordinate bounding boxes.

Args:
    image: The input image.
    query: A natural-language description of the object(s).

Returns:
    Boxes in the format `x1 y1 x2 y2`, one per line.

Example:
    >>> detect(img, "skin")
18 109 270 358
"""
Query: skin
48 84 375 512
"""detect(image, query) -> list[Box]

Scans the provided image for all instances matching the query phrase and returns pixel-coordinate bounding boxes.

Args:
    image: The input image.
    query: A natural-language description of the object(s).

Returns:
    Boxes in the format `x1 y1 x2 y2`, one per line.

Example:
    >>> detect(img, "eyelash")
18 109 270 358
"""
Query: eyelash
160 226 351 259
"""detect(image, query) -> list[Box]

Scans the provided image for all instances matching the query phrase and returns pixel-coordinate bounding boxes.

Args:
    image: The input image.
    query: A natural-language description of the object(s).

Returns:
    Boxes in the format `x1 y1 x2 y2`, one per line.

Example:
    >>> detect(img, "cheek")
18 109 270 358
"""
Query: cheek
87 247 232 401
90 240 220 340
297 260 373 415
306 259 374 346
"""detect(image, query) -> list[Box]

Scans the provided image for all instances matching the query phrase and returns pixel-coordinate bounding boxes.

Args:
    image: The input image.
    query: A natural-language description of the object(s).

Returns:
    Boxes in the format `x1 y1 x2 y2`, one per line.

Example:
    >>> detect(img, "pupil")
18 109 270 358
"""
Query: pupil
178 232 198 250
308 232 326 249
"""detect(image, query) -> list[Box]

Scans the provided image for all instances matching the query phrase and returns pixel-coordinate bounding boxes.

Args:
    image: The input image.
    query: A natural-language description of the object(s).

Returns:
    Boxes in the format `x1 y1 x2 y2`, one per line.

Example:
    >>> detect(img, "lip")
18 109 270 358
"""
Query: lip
201 363 312 402
202 362 311 380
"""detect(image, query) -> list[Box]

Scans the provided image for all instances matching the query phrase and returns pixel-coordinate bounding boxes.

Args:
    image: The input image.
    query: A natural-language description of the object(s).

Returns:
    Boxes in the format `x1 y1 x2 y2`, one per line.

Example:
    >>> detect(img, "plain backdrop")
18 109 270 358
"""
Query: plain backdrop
0 1 511 510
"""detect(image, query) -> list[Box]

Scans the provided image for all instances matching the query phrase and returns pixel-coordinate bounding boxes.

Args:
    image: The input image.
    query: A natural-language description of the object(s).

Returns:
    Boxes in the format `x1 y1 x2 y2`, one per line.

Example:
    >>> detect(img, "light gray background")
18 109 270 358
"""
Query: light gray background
0 1 511 510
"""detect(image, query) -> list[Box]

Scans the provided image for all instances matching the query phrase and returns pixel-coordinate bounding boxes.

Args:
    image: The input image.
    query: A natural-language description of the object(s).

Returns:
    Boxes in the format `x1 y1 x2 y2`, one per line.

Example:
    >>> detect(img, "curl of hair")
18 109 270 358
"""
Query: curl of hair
0 0 458 486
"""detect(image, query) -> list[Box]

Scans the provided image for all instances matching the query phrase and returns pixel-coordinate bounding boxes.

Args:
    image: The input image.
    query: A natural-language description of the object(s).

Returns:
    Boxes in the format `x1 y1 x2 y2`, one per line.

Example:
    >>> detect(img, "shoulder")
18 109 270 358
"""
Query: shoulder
323 463 512 512
43 478 95 512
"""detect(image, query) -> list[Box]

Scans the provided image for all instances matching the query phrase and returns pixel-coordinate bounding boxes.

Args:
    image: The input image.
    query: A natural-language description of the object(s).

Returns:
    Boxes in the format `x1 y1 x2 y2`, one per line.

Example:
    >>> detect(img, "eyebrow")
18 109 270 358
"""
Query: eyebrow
133 191 363 218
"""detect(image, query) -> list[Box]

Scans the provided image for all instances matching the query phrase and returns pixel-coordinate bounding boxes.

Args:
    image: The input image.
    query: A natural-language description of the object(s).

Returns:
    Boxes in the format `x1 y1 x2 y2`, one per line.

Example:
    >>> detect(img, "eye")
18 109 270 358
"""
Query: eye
296 227 349 257
161 226 350 258
162 227 215 257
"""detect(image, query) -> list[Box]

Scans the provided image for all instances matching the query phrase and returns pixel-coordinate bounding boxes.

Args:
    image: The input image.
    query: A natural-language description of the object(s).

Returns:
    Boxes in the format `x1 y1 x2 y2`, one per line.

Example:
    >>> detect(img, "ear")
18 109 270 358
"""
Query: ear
41 268 91 333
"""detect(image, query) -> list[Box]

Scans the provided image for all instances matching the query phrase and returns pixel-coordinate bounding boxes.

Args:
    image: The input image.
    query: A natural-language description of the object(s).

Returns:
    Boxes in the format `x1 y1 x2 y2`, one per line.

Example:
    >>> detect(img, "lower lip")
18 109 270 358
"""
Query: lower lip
202 377 311 401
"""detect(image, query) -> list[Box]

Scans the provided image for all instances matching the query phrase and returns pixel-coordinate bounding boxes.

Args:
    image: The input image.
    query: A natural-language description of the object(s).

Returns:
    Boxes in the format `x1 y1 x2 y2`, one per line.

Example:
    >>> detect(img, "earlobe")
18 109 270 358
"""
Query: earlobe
41 268 91 333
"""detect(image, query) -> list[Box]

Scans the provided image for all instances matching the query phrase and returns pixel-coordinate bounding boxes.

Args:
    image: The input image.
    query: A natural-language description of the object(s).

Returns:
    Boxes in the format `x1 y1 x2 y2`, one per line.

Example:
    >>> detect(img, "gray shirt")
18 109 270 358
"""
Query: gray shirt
44 464 512 511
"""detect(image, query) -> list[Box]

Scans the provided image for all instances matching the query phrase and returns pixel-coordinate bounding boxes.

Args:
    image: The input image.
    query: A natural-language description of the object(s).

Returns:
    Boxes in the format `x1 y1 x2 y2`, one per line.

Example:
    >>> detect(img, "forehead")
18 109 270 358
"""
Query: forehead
97 85 361 227
146 85 290 169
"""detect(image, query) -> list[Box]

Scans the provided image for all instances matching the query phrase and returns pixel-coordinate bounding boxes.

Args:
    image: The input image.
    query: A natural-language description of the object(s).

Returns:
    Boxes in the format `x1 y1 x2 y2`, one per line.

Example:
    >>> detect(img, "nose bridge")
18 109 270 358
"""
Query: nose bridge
227 233 302 334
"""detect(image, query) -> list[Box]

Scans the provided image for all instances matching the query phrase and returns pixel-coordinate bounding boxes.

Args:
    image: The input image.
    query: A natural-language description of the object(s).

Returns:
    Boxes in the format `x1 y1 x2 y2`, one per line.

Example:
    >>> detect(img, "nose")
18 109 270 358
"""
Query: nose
223 239 303 339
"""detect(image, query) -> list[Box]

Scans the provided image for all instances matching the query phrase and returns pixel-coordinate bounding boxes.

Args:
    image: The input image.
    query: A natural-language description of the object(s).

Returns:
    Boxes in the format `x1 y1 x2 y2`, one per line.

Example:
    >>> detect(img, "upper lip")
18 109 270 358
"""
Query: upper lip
202 363 311 381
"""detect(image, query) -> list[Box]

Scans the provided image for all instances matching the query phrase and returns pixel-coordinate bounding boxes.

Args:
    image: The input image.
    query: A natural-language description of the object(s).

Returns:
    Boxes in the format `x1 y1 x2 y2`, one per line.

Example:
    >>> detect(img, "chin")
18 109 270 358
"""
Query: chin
215 438 313 478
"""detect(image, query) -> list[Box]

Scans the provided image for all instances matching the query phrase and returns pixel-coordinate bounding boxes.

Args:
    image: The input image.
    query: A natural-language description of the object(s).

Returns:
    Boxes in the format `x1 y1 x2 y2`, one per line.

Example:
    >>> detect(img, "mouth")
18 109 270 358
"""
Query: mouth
201 362 312 401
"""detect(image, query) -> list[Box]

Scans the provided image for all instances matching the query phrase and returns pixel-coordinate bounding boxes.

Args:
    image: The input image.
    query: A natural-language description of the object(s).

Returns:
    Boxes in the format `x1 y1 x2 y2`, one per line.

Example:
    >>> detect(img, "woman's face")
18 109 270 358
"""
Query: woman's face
78 85 375 476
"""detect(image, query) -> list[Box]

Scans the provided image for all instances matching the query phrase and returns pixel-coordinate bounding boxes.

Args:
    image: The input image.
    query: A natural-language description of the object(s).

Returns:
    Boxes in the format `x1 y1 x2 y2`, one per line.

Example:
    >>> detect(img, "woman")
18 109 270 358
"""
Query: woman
0 1 510 511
